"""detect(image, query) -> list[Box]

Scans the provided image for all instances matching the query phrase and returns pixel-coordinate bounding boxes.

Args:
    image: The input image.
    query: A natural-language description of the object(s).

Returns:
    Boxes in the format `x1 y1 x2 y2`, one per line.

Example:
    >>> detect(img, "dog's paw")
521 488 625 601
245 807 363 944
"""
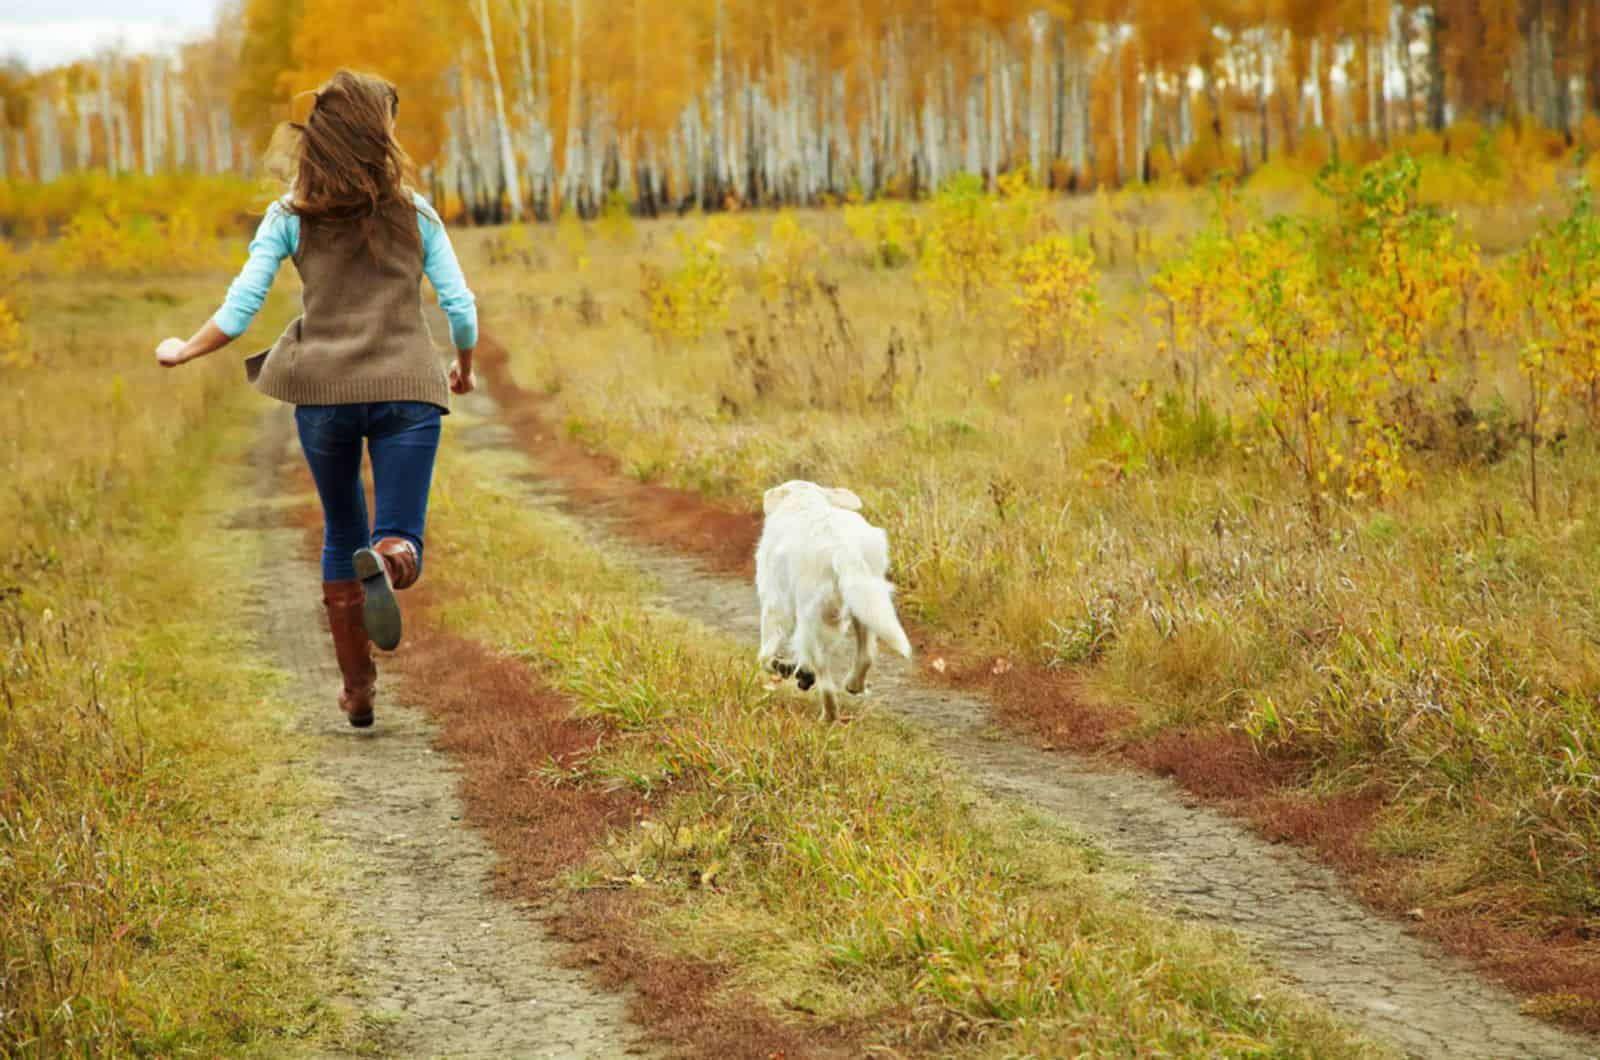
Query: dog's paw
795 669 816 691
845 680 867 696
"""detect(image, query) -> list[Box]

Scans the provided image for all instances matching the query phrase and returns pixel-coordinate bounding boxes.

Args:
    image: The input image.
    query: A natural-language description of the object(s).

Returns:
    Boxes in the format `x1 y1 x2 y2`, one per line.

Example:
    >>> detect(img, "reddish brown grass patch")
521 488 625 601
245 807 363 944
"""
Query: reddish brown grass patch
477 338 761 577
553 893 860 1059
917 643 1133 752
1127 726 1302 801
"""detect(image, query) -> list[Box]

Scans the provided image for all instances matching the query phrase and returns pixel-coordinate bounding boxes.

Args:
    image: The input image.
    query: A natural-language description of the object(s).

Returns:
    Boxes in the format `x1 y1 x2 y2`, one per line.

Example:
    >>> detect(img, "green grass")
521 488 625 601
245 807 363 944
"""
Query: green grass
422 432 1387 1057
1 272 360 1056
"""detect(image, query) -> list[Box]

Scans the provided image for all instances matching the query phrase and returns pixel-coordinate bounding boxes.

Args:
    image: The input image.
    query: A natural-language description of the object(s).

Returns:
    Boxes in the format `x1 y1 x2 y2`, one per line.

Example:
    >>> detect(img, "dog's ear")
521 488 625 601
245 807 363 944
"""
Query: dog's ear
824 487 864 511
763 483 794 514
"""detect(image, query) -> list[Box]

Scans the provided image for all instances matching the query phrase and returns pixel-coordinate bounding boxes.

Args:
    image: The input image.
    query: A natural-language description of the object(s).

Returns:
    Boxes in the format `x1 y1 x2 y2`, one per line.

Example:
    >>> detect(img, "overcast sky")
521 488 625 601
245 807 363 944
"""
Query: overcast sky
3 0 221 70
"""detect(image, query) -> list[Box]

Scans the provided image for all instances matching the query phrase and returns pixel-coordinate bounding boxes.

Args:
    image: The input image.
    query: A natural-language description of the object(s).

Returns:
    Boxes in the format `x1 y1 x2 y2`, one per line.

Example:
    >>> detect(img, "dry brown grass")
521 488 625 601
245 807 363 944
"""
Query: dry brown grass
457 167 1600 1028
1 270 357 1055
382 423 1384 1057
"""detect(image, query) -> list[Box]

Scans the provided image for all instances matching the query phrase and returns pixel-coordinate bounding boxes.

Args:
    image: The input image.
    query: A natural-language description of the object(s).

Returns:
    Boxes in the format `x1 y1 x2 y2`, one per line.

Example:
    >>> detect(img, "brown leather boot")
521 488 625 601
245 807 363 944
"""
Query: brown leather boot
322 580 376 727
352 537 418 652
374 537 420 590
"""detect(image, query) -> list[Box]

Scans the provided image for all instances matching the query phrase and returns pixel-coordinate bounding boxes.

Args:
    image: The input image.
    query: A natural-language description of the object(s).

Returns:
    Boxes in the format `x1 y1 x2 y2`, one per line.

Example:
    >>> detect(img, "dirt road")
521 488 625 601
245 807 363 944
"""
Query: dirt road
233 405 654 1060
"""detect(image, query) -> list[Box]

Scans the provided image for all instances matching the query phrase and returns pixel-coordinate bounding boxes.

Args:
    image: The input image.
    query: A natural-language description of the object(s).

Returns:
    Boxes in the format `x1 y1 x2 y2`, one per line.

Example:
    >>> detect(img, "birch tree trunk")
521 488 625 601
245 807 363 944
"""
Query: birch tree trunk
35 99 64 183
75 95 93 172
170 84 187 170
1113 39 1126 184
509 0 541 211
563 0 584 213
194 102 211 174
152 60 168 171
141 62 156 175
985 33 999 188
1311 37 1326 127
116 101 134 176
98 61 118 173
474 0 524 218
1135 68 1147 182
1257 30 1270 164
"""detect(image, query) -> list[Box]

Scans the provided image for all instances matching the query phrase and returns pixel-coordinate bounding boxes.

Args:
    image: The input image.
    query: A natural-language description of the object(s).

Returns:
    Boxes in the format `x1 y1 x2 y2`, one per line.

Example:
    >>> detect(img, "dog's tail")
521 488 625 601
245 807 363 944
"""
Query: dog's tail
834 554 913 659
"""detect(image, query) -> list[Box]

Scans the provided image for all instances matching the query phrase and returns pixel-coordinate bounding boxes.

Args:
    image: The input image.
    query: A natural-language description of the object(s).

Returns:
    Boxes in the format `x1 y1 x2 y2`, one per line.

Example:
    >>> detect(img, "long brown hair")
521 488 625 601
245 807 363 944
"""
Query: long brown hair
270 70 420 260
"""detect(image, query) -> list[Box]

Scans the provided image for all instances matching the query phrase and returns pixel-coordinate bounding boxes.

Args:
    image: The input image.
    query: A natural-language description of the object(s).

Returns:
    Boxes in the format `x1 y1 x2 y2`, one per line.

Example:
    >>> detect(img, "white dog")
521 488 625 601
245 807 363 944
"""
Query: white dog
756 480 912 722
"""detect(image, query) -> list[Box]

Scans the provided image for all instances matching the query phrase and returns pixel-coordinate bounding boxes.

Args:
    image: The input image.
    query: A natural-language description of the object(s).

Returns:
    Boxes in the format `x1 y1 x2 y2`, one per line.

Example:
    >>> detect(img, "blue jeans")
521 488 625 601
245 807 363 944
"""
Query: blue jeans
295 401 443 583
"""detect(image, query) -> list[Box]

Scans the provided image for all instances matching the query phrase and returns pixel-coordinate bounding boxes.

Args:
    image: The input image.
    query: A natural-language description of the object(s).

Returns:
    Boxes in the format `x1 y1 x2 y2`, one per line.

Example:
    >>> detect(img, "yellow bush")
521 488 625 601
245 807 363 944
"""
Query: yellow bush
699 212 756 256
640 232 731 342
919 174 1007 318
0 238 28 285
0 297 26 368
44 202 236 277
598 190 636 245
1008 236 1098 376
759 210 823 303
843 200 920 267
556 212 590 270
1150 223 1247 412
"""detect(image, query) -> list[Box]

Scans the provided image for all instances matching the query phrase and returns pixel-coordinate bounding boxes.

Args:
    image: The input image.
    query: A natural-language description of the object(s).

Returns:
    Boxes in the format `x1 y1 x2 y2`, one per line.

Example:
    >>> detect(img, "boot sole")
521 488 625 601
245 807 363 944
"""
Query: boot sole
353 548 403 651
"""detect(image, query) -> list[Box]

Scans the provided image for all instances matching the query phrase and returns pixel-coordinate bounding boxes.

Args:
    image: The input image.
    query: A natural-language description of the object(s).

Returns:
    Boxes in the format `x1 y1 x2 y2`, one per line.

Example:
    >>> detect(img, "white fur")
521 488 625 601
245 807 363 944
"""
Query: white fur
755 480 912 722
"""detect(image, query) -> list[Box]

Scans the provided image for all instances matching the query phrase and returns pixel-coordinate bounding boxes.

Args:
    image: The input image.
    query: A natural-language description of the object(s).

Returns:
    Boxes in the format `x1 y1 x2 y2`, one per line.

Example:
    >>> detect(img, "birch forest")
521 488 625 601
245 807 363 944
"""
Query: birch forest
4 0 1600 218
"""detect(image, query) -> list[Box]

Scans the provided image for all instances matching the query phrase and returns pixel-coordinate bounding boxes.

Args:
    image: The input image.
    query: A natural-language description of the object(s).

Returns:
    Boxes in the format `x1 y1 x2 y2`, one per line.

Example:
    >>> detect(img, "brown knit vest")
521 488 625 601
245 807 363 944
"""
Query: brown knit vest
244 211 450 409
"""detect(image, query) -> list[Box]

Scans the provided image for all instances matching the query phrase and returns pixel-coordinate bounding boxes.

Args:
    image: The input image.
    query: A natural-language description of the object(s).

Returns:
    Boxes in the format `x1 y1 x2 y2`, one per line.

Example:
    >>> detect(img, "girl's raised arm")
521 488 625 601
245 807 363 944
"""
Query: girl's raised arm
155 203 296 368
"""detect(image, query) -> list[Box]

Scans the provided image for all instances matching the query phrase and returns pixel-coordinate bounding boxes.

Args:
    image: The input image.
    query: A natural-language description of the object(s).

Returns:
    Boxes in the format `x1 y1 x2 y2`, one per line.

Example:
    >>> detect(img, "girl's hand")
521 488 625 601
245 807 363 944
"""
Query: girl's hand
448 358 476 395
156 338 190 367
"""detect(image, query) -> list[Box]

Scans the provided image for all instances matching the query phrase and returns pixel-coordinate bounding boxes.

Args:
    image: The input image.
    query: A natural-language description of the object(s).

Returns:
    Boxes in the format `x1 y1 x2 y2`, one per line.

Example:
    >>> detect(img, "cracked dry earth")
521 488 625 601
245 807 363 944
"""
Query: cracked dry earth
451 385 1600 1060
234 406 655 1060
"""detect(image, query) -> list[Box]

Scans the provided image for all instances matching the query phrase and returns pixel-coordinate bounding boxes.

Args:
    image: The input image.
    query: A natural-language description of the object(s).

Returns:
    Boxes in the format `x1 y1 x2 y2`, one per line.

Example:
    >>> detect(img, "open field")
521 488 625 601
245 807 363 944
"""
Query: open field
463 150 1600 1028
0 269 363 1054
4 148 1600 1057
392 388 1386 1057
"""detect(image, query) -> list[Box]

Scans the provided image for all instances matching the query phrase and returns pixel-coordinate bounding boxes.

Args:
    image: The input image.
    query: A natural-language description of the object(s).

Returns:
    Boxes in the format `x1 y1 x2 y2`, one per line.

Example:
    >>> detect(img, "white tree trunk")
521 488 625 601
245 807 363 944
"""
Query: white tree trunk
115 101 134 175
509 0 542 207
711 0 726 203
98 58 121 173
1113 41 1125 183
984 34 998 187
474 0 524 217
170 84 188 170
1134 71 1146 181
1029 12 1046 183
152 60 168 171
563 0 583 212
213 107 233 174
75 95 93 171
35 98 64 182
1310 37 1325 127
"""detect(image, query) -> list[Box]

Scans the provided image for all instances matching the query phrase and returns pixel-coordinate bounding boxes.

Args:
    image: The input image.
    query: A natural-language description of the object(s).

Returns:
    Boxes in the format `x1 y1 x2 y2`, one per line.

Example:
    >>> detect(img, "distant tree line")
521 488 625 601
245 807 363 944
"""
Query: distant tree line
3 0 1598 220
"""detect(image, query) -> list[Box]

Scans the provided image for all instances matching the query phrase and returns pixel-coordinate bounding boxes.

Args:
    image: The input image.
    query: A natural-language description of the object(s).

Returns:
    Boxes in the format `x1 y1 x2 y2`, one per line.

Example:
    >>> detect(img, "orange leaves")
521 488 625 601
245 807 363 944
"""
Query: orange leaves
286 0 456 165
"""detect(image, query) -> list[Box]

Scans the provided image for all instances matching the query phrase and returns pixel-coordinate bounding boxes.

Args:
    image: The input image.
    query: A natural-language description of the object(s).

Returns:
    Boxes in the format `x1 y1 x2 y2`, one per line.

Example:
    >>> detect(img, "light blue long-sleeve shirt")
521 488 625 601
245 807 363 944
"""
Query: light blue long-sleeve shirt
213 191 478 351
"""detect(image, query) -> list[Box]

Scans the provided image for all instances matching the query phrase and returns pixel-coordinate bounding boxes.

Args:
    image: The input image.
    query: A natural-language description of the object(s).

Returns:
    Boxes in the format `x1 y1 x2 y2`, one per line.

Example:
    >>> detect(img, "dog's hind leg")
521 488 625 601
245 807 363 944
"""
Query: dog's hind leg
845 618 876 695
758 601 797 677
792 590 837 699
